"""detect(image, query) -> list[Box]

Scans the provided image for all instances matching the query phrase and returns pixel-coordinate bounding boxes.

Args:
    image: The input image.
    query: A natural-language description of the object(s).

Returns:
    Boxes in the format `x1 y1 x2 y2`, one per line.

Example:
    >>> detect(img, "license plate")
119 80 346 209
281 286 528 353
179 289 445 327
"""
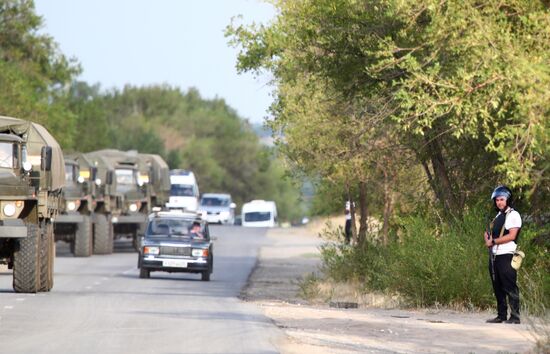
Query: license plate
163 259 188 268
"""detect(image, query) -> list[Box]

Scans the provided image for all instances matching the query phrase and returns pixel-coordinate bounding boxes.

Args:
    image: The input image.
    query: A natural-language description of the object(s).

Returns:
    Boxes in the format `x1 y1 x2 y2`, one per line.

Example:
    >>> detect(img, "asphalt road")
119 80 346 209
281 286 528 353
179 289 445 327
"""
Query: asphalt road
0 226 283 354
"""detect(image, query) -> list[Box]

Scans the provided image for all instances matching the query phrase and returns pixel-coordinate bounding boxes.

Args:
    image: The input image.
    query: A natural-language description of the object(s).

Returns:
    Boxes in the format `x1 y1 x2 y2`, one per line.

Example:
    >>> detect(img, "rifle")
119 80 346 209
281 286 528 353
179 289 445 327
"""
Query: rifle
486 214 495 282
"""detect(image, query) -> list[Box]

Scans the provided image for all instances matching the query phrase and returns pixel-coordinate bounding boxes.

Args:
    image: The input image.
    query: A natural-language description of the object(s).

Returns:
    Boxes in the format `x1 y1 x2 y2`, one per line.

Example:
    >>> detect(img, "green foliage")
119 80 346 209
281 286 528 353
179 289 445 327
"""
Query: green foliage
64 83 303 221
0 0 80 148
227 0 550 217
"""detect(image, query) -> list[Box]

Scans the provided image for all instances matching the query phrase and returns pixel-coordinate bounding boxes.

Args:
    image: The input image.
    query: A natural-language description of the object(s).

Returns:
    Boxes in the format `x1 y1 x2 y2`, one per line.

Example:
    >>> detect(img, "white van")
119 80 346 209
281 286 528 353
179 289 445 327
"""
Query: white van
241 200 278 228
166 170 200 212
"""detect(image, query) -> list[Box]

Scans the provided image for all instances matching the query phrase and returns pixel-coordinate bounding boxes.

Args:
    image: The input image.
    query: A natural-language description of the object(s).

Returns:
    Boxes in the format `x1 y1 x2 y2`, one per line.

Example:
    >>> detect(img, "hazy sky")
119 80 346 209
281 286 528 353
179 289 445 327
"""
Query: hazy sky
34 0 276 123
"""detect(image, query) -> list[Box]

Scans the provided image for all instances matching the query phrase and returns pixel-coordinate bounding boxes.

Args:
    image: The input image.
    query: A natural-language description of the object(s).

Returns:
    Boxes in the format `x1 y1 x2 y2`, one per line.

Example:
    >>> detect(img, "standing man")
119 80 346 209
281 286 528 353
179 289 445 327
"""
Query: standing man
344 201 352 244
484 186 522 324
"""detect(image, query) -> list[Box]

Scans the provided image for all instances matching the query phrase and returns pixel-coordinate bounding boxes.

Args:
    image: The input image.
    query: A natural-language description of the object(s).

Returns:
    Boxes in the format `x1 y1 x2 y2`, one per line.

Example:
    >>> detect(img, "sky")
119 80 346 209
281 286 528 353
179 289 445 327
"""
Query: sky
34 0 276 123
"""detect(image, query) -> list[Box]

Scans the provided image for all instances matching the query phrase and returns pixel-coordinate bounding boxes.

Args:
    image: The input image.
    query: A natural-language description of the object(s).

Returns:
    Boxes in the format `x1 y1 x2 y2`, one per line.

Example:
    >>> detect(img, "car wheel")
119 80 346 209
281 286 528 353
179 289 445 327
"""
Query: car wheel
201 270 210 281
139 267 150 279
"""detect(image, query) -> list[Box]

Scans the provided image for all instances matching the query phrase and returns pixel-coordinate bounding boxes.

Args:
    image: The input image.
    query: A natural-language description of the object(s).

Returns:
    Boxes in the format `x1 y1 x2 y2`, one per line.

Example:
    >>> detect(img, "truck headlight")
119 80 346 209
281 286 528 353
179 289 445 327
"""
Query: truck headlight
67 201 77 211
129 203 138 212
3 203 16 217
192 249 208 257
143 246 159 255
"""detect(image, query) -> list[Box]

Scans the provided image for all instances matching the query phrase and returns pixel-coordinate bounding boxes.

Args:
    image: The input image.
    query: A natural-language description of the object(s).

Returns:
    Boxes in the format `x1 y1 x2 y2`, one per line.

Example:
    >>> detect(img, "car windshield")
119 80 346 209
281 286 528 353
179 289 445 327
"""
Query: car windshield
0 142 14 168
146 219 200 237
170 184 194 197
244 212 271 222
200 197 229 207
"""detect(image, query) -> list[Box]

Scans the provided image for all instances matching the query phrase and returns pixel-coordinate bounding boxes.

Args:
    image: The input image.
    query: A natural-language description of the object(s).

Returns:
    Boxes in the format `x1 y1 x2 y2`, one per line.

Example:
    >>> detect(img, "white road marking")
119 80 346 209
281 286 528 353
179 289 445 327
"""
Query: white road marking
15 298 24 302
122 268 135 275
85 286 92 290
4 306 13 309
94 282 101 285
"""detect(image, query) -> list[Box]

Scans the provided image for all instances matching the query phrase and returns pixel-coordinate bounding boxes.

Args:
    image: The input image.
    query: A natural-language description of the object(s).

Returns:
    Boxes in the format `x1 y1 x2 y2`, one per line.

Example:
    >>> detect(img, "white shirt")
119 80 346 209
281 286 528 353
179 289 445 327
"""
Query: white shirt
492 208 522 255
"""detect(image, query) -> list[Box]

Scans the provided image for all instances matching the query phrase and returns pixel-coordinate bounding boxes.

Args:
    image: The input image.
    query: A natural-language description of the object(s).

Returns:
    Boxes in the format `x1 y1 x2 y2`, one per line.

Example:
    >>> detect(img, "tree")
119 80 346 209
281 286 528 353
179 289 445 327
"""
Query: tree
0 0 80 148
227 0 549 225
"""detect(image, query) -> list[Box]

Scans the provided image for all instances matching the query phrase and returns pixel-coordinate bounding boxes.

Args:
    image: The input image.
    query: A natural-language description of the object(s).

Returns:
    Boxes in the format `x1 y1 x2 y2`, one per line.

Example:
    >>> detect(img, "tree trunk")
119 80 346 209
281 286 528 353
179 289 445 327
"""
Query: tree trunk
382 169 393 246
357 181 368 246
424 135 460 213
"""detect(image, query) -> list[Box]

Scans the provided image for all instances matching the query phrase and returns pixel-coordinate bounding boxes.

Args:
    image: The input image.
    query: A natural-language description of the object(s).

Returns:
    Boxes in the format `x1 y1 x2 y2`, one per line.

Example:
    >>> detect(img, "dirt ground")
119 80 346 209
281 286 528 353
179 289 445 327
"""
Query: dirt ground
240 223 545 354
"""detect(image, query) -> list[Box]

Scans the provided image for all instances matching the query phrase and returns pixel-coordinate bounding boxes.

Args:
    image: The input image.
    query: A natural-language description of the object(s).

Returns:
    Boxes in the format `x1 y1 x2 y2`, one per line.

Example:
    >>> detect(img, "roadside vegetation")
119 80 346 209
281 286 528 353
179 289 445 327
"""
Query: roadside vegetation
0 0 303 222
227 0 549 343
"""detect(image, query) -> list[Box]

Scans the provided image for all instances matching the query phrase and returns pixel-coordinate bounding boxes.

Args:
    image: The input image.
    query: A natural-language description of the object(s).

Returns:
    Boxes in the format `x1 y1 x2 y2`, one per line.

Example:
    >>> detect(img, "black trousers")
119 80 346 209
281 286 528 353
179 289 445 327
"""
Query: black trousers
489 253 520 320
344 219 351 244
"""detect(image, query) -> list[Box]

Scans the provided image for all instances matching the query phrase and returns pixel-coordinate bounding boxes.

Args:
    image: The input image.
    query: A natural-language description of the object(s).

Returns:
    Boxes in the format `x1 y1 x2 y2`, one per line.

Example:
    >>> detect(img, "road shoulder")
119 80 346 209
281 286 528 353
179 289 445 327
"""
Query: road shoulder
241 227 541 354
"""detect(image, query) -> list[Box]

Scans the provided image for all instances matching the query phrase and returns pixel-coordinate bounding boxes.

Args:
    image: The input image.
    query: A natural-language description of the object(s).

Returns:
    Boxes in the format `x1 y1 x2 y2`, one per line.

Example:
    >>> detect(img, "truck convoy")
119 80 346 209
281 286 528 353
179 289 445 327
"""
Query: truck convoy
0 116 64 293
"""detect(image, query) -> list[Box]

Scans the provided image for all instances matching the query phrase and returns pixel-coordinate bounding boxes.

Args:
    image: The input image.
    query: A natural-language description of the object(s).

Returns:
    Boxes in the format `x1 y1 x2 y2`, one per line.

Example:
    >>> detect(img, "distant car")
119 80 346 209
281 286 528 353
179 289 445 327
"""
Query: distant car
138 210 213 281
198 193 236 225
241 200 278 227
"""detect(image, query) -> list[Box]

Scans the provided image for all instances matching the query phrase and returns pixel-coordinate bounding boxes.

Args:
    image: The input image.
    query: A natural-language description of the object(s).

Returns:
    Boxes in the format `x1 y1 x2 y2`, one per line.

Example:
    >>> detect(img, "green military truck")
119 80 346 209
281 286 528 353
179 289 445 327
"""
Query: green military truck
86 149 147 252
137 153 171 209
53 153 96 257
0 116 64 293
82 151 116 255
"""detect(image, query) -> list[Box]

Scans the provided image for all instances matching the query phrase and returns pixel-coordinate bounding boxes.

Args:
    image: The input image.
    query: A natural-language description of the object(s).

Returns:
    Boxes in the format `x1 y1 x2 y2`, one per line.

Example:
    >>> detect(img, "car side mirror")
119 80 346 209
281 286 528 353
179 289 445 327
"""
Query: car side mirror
40 146 52 171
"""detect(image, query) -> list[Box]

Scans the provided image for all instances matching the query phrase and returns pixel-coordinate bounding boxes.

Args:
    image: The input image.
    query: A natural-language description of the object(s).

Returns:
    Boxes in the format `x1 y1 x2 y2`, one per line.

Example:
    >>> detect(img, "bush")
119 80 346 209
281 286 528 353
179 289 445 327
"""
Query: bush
319 207 550 311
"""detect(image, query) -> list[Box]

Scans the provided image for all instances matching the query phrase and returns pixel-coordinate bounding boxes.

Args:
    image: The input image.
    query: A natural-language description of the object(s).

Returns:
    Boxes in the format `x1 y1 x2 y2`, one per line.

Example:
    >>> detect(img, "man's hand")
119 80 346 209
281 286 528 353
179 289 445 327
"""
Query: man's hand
484 232 493 248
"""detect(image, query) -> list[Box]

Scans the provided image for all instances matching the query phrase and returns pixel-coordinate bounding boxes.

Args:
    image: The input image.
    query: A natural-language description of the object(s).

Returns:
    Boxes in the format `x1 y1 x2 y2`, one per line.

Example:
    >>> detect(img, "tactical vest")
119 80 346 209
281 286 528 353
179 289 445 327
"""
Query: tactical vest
491 209 520 243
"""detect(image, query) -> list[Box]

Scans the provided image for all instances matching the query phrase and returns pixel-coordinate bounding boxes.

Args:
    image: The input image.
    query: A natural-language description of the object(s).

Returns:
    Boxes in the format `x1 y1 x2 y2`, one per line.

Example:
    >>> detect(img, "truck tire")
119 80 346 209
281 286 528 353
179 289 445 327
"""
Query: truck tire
74 215 93 257
39 222 54 292
93 214 113 255
13 223 40 293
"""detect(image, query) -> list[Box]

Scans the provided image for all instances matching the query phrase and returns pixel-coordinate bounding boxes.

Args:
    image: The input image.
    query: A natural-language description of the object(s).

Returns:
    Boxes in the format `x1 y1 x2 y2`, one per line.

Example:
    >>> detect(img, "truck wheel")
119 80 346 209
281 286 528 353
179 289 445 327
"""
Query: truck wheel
93 214 113 255
139 267 150 279
13 223 40 293
74 215 93 257
201 270 210 281
39 222 54 292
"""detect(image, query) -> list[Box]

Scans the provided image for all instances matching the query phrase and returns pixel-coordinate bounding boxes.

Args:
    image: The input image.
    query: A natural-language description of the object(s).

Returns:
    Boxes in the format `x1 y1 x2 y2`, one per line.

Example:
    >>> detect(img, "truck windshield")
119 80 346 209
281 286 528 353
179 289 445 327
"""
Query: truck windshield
116 169 136 185
170 184 194 197
0 142 14 168
65 164 74 182
244 212 271 222
200 197 229 207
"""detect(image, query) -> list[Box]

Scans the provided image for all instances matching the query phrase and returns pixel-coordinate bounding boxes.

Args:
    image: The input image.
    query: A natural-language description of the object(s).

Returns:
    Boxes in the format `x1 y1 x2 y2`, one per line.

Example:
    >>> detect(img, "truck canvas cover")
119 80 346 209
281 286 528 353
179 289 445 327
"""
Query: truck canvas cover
0 116 65 191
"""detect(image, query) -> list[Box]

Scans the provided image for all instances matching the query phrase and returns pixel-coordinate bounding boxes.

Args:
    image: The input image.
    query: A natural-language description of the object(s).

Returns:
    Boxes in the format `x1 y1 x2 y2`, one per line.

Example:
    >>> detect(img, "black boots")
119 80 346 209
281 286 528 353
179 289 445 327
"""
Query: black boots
486 316 520 324
486 316 506 323
505 317 521 324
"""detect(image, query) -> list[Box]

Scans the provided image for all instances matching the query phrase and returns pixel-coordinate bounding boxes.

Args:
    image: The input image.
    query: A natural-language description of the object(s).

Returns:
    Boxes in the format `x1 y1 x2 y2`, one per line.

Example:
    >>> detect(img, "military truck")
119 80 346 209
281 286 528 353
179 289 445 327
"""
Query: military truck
86 149 147 251
137 153 170 209
82 151 116 255
53 153 96 257
0 116 64 293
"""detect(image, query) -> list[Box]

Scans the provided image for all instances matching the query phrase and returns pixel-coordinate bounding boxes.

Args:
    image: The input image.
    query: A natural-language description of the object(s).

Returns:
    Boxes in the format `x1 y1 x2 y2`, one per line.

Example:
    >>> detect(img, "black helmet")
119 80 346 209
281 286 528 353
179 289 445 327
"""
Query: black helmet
491 185 513 209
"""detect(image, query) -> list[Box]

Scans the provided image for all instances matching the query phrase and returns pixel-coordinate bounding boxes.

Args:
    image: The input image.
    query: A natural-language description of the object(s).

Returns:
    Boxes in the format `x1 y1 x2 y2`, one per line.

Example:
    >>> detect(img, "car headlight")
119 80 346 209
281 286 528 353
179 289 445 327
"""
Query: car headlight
67 201 77 211
143 246 159 255
192 249 208 257
3 203 16 217
129 203 138 212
